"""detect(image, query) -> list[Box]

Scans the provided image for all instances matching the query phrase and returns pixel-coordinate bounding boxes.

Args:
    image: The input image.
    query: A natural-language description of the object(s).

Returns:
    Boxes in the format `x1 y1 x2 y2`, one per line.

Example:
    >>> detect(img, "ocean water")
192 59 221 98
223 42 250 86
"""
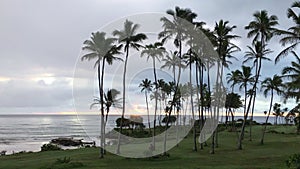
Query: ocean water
0 115 90 154
0 114 279 154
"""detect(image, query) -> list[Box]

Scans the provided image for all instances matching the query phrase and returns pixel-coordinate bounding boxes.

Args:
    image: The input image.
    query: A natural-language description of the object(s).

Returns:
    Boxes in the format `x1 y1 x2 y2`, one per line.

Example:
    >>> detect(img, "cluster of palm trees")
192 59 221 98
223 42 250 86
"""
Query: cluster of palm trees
226 2 300 147
81 2 300 158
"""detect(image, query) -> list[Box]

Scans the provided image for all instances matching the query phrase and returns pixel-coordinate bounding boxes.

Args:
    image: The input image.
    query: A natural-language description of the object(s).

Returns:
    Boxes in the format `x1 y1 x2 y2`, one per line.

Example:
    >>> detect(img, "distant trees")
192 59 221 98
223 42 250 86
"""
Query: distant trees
116 117 131 129
272 103 288 125
115 117 145 130
225 92 243 128
139 78 153 131
162 115 177 125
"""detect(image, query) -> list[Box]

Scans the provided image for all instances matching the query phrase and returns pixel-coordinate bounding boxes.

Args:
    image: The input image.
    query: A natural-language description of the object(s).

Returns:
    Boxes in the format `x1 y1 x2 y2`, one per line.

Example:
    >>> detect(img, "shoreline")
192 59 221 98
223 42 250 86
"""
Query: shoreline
0 115 291 155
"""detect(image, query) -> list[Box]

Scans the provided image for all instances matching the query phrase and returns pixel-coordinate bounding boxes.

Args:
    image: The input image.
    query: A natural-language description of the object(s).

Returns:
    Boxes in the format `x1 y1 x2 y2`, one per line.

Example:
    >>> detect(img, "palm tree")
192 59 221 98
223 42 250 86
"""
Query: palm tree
225 93 243 131
276 1 300 63
227 70 242 93
112 20 147 154
243 41 272 141
186 51 197 151
199 27 217 121
141 42 166 148
180 83 191 127
91 89 122 153
103 89 122 124
245 10 279 101
245 10 278 141
156 79 167 126
159 7 197 87
183 24 208 133
81 31 121 158
159 6 197 55
161 51 185 83
225 69 241 125
280 107 289 124
260 75 284 144
245 10 279 46
161 81 179 156
237 66 254 150
244 41 272 66
272 103 282 125
139 78 153 131
282 51 300 102
213 20 240 93
211 20 240 154
214 20 240 77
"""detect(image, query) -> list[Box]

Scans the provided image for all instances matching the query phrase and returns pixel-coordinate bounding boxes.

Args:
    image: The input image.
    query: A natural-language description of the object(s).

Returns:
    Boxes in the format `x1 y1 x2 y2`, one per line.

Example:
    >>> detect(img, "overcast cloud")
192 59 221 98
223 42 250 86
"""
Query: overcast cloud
0 0 297 115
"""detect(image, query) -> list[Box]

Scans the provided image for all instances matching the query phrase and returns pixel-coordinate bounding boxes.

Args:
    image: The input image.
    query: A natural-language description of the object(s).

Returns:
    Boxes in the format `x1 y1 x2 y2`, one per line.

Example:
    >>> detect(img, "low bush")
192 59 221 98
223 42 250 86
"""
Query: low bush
41 144 62 152
286 153 300 169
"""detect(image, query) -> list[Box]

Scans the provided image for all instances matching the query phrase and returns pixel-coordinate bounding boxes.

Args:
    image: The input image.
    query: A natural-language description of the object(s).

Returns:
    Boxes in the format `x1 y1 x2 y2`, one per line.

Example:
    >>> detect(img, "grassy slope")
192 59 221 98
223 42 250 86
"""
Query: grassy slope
0 125 299 169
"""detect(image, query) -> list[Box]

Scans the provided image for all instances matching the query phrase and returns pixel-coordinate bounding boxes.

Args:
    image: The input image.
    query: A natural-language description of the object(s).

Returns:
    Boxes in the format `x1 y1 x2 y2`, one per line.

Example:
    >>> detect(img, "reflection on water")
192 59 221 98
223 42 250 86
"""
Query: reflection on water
0 115 88 154
0 114 277 154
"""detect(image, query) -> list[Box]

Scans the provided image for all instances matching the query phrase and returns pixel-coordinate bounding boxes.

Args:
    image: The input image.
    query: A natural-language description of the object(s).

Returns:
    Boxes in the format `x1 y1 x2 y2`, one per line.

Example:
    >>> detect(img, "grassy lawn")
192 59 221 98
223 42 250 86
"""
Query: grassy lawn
0 125 299 169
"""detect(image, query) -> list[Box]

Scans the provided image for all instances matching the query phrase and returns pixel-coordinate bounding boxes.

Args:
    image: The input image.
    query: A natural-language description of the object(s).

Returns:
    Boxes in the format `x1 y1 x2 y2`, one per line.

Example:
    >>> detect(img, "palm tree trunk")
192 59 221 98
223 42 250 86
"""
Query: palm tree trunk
104 107 109 154
159 94 162 127
205 61 211 147
116 45 129 154
211 70 219 154
215 64 225 148
225 108 228 128
163 119 168 155
189 56 197 152
230 108 239 139
237 85 247 150
249 58 260 141
249 94 255 141
200 64 205 149
173 65 176 84
145 91 151 131
207 61 211 101
152 58 158 149
195 61 202 150
210 131 216 154
176 108 179 147
100 59 106 158
261 90 273 145
244 86 247 117
211 61 221 154
163 107 172 156
249 64 258 142
97 64 103 158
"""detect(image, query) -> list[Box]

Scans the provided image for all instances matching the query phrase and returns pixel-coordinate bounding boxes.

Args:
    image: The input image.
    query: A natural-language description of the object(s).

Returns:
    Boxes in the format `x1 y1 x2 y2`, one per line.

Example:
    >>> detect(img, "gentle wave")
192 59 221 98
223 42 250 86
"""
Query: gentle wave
0 114 279 154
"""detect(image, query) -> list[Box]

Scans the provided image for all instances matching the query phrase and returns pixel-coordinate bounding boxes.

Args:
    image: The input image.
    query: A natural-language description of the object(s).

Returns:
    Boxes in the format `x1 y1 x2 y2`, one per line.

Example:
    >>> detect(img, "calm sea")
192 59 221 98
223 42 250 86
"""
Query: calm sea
0 114 278 154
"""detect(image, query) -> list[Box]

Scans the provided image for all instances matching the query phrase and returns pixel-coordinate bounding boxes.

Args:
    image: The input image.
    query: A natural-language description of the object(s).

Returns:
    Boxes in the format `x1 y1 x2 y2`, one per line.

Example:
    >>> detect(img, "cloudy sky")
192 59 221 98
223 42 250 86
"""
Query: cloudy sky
0 0 298 115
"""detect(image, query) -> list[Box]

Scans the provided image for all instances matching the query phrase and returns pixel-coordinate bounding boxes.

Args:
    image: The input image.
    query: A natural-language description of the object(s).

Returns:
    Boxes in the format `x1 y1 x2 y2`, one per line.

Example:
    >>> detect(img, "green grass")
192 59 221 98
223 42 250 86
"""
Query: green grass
0 125 299 169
